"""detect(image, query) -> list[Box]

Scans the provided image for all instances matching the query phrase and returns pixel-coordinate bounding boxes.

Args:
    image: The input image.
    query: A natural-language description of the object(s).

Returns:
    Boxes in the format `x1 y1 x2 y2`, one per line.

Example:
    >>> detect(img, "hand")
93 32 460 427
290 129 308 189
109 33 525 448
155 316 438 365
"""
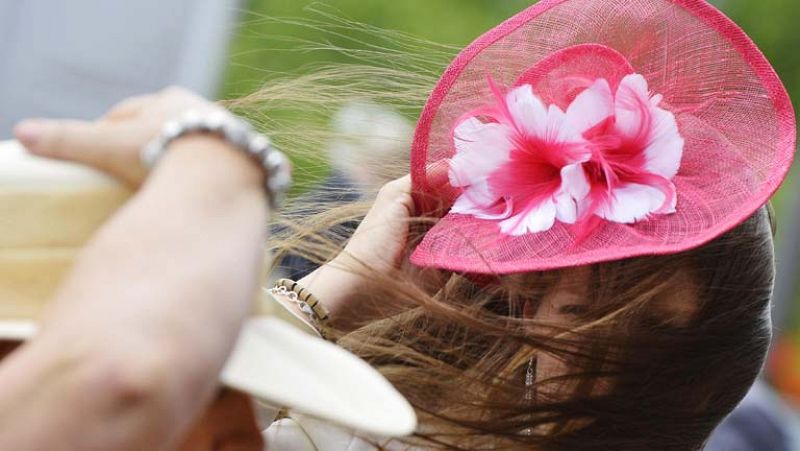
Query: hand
299 175 427 331
13 86 220 187
340 175 415 274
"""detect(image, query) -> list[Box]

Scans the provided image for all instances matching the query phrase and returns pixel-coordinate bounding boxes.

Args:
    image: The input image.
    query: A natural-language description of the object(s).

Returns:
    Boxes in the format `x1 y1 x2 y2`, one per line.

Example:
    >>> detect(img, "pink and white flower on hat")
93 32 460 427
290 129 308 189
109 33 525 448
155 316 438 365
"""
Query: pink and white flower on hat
448 73 684 235
577 74 684 224
448 83 591 236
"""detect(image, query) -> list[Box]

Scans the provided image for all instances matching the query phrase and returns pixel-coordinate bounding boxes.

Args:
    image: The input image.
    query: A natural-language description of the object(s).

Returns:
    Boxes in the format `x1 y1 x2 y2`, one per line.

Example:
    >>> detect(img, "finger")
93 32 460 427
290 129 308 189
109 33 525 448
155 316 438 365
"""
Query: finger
14 119 139 169
378 174 411 197
103 94 157 121
376 174 414 215
159 85 203 101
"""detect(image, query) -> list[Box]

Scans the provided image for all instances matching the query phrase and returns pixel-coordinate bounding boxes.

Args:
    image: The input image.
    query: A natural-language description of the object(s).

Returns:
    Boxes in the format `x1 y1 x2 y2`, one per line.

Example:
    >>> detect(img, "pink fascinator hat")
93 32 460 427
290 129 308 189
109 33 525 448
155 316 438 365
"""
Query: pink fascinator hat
410 0 796 274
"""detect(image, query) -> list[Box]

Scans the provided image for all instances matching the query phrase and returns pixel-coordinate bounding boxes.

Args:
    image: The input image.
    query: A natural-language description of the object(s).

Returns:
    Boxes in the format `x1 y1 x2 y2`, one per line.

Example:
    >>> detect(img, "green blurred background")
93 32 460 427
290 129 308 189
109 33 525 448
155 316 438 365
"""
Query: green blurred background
221 0 800 338
222 0 800 110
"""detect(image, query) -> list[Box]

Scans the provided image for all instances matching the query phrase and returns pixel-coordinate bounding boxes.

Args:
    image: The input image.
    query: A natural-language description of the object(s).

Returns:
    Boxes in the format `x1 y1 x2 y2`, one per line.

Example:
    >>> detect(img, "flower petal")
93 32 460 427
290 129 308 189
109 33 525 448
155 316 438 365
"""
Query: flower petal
506 85 584 146
451 179 511 220
554 191 579 224
451 179 495 212
560 163 591 200
449 117 513 187
566 78 615 134
613 73 684 179
643 107 684 179
553 164 590 224
614 74 652 143
661 181 678 214
596 183 668 224
506 85 548 137
475 199 514 220
542 105 584 146
499 199 557 236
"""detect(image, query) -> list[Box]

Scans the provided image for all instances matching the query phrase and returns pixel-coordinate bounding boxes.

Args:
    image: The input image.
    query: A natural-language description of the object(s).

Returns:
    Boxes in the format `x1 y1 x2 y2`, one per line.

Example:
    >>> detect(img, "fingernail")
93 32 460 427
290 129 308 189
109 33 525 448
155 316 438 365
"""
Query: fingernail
13 120 47 153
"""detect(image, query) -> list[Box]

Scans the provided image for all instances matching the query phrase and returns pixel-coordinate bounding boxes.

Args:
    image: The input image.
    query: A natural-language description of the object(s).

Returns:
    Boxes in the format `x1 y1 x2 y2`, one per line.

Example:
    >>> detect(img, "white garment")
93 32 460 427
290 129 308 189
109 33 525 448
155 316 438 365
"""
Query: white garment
264 415 380 451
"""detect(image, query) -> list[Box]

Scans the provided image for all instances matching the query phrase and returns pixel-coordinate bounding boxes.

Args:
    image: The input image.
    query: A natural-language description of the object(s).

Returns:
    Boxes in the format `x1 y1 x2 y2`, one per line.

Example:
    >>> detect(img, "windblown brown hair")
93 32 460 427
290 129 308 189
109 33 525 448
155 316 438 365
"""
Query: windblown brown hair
266 192 773 451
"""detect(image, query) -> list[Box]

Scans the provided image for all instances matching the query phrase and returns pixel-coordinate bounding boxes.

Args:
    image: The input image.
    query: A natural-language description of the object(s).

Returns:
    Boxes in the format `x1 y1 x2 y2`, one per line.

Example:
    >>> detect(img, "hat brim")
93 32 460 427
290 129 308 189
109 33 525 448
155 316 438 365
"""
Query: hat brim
222 316 417 437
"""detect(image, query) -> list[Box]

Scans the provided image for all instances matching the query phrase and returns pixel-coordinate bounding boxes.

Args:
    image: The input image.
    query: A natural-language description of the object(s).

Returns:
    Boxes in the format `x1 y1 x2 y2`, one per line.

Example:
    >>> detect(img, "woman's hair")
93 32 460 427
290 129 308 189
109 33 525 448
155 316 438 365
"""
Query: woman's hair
270 198 773 451
230 14 775 450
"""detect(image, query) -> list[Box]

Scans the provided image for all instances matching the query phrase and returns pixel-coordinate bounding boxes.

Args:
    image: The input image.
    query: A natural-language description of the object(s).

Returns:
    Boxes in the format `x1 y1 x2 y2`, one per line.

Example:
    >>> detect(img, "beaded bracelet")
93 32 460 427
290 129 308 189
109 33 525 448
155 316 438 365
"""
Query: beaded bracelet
141 109 292 210
269 279 330 338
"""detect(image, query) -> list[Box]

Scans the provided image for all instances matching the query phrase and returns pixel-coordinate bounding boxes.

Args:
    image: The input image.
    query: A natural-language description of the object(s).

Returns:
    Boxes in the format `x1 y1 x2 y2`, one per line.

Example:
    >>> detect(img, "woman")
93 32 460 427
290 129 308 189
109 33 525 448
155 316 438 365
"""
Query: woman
4 94 779 451
2 0 795 449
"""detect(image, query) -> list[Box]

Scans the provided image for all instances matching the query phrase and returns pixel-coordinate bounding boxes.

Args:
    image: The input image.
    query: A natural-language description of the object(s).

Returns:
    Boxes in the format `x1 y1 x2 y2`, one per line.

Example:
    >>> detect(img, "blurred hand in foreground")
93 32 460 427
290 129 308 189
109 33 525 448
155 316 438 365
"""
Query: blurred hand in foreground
14 86 219 187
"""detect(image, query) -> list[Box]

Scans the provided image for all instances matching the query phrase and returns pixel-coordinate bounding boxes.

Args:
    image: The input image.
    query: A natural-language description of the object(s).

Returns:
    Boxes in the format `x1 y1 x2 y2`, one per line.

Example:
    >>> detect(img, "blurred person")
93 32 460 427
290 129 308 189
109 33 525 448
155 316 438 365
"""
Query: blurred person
328 102 414 192
277 102 412 281
705 381 800 451
0 0 239 137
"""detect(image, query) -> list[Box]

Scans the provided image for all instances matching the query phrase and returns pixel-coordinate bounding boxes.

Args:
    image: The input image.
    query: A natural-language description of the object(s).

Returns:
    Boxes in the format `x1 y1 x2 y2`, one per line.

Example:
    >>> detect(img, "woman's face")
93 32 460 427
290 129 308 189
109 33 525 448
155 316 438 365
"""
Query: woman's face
525 268 592 395
526 265 697 396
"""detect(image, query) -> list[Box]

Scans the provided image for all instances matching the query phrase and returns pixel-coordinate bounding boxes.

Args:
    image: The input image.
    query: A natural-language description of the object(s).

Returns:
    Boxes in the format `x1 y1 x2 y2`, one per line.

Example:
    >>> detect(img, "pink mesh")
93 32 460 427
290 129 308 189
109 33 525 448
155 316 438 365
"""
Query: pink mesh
516 43 635 108
410 0 796 274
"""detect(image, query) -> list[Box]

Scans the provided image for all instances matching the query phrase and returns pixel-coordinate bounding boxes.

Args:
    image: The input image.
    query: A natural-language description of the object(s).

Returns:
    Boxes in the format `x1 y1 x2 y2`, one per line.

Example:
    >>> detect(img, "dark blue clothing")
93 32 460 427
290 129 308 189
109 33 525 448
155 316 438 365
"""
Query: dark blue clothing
706 382 795 451
275 171 361 280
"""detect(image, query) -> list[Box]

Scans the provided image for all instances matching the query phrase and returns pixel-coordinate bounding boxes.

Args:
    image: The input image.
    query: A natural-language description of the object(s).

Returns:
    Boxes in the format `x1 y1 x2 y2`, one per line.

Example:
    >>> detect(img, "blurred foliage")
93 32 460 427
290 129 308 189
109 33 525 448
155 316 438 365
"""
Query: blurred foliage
222 0 800 325
222 0 534 99
223 0 800 112
221 0 538 190
725 0 800 103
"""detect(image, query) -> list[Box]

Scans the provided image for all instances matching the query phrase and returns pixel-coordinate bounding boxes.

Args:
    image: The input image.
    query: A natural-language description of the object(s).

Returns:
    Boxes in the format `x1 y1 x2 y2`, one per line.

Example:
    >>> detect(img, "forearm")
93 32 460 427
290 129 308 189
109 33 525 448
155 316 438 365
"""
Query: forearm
47 135 268 367
298 252 416 333
298 175 417 333
0 136 268 449
299 257 374 332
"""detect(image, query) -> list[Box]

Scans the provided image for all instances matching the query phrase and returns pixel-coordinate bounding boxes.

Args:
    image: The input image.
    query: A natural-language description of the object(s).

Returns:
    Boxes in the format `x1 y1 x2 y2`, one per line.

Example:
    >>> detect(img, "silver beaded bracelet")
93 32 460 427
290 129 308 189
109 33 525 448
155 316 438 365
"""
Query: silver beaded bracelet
141 109 292 209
